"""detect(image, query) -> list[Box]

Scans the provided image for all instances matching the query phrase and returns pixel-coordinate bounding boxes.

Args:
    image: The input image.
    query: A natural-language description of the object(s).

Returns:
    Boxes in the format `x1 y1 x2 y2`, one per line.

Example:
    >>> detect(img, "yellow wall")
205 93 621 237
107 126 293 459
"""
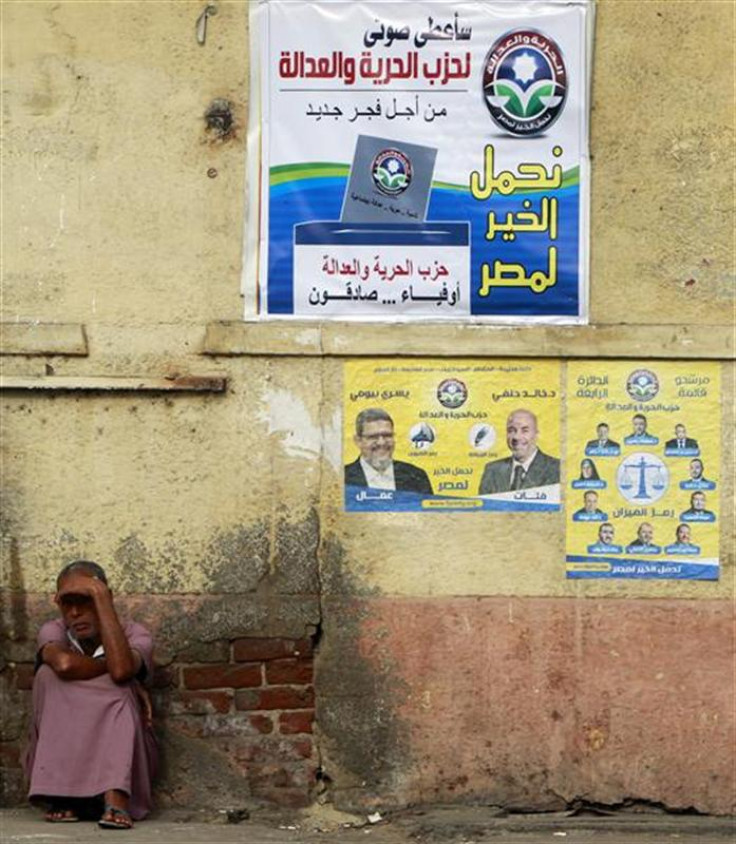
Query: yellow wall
2 0 733 598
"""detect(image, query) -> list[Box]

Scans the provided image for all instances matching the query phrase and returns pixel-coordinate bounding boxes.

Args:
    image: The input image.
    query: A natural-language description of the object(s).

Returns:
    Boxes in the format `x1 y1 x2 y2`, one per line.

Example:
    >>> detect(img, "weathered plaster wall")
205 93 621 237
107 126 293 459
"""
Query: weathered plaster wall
1 0 734 816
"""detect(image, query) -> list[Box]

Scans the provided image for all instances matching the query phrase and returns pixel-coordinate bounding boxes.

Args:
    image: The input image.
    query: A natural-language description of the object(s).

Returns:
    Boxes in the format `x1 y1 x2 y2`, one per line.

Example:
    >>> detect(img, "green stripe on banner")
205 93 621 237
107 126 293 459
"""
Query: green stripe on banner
270 163 580 192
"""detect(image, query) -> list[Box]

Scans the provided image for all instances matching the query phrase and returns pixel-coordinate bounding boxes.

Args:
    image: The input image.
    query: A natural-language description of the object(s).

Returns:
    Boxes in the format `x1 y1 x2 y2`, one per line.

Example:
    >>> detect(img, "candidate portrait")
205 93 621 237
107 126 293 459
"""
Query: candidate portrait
344 407 433 494
478 408 559 495
625 522 661 554
572 490 606 521
680 458 716 490
623 413 658 445
664 423 699 454
585 422 620 454
680 491 716 521
587 522 622 554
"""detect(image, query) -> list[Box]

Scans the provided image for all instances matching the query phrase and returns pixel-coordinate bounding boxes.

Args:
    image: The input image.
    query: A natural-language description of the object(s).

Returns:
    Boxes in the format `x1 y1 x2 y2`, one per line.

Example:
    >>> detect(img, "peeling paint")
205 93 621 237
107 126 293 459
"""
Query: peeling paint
257 389 321 460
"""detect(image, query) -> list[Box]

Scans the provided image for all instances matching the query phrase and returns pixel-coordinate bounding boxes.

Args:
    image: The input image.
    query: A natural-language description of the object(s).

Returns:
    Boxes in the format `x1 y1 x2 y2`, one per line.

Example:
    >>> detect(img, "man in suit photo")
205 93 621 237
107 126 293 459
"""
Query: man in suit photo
680 491 716 521
624 413 658 445
572 490 606 520
680 457 715 490
664 423 699 452
587 522 622 554
478 408 559 495
626 522 661 554
585 422 620 454
344 408 433 494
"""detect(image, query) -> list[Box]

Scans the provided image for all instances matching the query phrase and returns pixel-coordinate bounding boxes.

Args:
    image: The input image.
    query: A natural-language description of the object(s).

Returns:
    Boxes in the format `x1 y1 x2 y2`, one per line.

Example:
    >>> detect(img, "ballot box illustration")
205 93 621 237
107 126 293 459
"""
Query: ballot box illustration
292 134 470 317
293 221 470 317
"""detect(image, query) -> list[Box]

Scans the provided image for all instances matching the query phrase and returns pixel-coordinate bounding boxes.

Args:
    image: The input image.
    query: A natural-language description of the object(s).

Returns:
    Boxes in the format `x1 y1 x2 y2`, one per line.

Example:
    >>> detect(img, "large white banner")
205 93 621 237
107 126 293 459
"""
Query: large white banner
247 0 593 322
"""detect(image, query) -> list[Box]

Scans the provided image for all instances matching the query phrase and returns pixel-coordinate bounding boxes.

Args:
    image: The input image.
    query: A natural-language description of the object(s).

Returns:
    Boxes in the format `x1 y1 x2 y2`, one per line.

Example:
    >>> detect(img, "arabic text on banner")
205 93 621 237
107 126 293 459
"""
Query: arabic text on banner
565 362 721 581
249 1 592 321
344 359 561 512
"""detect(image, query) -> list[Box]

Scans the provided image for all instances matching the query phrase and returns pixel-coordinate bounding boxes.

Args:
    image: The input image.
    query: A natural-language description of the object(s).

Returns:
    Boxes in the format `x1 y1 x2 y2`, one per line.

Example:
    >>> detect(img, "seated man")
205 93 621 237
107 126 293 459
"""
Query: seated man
24 560 156 829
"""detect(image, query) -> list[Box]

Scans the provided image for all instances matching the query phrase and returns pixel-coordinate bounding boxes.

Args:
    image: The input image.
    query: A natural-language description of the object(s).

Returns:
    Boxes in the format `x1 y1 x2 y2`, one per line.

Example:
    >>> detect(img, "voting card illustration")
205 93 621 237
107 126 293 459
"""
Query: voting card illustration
293 134 470 317
341 135 437 224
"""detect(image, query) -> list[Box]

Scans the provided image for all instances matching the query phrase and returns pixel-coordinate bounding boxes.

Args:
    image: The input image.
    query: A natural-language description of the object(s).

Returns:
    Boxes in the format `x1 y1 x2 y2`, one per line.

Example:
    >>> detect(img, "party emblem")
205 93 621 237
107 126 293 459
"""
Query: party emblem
437 378 468 409
371 149 412 196
482 29 567 136
626 369 660 402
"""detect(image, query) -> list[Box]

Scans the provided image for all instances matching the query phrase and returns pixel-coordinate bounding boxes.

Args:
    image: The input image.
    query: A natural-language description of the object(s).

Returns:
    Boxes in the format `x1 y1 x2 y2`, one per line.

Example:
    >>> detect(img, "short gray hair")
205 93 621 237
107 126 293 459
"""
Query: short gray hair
355 408 393 438
57 559 108 589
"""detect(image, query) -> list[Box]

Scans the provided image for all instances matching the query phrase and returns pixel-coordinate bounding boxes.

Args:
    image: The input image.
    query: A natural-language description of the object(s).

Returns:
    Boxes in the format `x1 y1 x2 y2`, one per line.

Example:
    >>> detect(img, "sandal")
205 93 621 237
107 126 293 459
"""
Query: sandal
98 805 133 830
45 807 79 823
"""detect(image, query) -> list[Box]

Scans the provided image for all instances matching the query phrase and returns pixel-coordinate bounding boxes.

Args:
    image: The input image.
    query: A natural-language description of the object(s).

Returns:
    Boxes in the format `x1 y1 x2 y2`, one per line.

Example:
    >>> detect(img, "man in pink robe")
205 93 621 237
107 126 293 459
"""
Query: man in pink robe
24 560 157 828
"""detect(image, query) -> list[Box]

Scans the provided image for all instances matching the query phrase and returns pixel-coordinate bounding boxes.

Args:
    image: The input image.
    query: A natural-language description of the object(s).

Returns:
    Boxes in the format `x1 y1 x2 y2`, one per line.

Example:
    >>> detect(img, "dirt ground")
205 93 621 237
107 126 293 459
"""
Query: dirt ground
2 805 734 844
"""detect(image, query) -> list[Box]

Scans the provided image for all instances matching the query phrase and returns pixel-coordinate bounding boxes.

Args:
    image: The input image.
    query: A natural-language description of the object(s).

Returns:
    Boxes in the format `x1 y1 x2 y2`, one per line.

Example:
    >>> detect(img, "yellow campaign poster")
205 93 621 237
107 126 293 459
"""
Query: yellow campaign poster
344 358 561 512
566 362 720 580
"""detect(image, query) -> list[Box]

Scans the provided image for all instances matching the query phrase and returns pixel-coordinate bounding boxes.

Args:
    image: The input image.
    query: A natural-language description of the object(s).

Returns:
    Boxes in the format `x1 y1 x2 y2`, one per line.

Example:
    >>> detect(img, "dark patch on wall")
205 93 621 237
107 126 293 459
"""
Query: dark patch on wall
316 534 411 811
319 533 380 598
133 595 321 664
0 538 28 651
155 727 259 811
270 507 321 595
114 534 160 591
201 523 271 593
204 98 236 142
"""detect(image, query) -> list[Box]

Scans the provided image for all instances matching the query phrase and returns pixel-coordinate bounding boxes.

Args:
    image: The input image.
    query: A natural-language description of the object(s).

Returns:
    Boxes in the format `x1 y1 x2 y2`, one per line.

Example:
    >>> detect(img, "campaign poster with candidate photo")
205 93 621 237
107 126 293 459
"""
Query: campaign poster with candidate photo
344 358 561 512
247 1 593 321
565 361 721 580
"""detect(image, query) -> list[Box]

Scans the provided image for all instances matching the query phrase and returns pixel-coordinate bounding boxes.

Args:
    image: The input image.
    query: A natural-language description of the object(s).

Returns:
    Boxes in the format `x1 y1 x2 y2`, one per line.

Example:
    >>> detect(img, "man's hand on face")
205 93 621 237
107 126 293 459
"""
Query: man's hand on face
56 572 112 604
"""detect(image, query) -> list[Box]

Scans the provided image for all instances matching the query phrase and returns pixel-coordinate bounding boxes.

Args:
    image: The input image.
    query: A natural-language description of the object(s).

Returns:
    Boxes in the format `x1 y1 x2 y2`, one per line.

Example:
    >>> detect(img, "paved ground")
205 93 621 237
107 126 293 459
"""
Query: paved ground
2 806 735 844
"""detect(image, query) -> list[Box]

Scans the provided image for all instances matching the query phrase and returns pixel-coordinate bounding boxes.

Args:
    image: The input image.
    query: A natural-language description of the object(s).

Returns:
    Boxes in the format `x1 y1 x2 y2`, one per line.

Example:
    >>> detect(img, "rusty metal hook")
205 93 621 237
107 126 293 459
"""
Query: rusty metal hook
196 4 218 46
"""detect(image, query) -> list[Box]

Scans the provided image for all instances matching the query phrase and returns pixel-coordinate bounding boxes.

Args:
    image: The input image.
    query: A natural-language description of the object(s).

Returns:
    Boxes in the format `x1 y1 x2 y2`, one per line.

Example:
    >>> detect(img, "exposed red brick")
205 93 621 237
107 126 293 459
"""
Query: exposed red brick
247 762 316 807
175 640 230 663
235 686 314 712
233 637 313 663
279 710 314 735
266 658 313 686
227 736 313 765
183 664 261 690
290 738 314 760
13 664 35 691
166 715 205 739
248 764 295 789
152 665 178 689
173 690 233 715
249 714 274 734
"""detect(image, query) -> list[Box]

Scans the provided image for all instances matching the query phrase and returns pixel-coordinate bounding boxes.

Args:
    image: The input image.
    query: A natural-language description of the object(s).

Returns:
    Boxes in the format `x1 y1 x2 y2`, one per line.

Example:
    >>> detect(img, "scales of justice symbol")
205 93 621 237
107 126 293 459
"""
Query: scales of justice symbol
617 453 668 503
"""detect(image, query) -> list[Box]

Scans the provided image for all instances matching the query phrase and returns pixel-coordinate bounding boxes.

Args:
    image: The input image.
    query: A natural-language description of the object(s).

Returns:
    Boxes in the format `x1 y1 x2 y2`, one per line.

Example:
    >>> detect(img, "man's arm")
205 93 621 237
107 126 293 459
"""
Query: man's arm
41 642 109 681
57 574 142 683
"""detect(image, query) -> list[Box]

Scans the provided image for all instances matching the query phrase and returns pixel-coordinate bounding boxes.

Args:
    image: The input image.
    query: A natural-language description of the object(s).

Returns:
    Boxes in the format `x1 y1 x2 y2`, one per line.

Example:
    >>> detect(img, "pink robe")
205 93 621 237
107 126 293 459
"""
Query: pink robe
24 619 157 820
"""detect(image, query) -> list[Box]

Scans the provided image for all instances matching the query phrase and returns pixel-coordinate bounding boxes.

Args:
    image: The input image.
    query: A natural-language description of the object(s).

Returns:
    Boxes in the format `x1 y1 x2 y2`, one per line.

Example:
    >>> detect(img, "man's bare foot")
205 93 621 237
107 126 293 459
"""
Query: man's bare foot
99 789 133 830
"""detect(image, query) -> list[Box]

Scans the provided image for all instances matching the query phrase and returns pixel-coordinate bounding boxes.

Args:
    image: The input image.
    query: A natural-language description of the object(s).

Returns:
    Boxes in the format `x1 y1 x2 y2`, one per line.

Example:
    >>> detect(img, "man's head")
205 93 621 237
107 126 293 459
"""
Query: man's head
676 523 691 543
354 408 395 472
632 414 647 435
675 423 686 439
598 523 615 544
637 522 654 544
506 409 538 462
689 459 704 480
596 423 609 440
55 560 108 642
583 491 598 512
690 491 706 511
